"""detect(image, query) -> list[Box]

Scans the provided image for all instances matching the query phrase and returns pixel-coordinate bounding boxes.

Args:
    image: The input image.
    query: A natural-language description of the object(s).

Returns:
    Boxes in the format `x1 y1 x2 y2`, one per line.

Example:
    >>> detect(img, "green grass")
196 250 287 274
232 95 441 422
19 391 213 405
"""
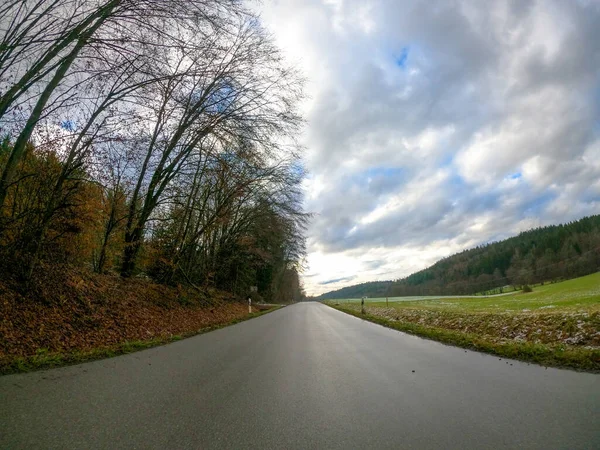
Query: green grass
332 272 600 312
327 305 600 372
1 305 283 375
325 273 600 372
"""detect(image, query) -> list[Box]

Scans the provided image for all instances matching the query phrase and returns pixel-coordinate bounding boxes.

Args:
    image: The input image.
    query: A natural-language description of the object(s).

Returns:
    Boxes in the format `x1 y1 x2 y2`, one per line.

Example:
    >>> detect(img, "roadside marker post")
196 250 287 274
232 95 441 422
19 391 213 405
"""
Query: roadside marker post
248 296 252 314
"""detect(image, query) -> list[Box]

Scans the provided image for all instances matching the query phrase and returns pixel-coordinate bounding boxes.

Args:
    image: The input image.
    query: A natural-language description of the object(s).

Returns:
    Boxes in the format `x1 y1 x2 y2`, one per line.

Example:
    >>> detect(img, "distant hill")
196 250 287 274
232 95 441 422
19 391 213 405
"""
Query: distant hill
318 214 600 299
317 281 392 300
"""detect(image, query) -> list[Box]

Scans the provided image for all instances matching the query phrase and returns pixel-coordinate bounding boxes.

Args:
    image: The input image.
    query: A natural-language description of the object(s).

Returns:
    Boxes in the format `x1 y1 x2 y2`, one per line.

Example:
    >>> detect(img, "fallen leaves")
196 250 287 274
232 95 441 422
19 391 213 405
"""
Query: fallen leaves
0 268 250 363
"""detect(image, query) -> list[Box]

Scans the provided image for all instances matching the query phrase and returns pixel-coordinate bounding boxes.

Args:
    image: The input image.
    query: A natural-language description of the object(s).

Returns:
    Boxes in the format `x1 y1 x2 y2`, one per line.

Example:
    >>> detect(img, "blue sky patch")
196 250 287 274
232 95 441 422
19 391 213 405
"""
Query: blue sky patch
523 192 556 216
395 47 409 69
60 120 76 132
365 166 404 178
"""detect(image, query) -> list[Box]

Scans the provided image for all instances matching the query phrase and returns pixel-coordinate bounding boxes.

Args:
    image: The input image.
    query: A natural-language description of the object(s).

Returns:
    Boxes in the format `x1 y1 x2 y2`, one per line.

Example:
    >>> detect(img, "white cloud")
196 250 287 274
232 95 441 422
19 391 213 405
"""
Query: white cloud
257 0 600 295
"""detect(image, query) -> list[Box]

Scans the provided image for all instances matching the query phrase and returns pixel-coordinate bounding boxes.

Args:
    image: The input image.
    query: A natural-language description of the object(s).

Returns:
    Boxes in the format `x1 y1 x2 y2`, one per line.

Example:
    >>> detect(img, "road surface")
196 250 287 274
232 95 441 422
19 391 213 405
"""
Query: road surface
1 302 599 449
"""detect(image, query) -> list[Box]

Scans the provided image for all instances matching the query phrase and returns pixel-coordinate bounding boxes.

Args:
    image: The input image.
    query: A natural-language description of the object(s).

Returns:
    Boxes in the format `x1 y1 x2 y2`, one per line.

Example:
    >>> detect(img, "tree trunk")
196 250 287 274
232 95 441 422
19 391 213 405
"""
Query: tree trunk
0 12 111 212
121 225 143 277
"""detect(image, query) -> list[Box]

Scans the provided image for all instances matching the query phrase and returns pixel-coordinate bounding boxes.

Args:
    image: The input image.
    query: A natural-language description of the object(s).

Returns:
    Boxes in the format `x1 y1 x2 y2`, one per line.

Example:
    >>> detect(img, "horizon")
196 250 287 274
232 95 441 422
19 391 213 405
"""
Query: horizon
314 212 599 297
256 0 600 296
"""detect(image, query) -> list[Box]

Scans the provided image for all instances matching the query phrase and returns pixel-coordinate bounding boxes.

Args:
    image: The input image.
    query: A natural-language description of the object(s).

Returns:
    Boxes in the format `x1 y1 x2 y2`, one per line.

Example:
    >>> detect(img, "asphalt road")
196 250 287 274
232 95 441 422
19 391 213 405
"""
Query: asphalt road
1 302 599 449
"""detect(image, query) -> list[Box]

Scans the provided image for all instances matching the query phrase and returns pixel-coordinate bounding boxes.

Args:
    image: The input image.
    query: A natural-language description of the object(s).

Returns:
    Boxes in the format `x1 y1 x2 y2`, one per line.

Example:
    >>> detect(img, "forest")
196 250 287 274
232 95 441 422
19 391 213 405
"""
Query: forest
316 281 392 301
319 214 600 299
0 0 308 303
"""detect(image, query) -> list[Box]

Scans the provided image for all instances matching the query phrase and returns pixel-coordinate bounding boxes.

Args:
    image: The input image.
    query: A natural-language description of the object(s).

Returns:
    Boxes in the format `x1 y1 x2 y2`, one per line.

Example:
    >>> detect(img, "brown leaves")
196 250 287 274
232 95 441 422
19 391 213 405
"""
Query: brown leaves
0 269 249 361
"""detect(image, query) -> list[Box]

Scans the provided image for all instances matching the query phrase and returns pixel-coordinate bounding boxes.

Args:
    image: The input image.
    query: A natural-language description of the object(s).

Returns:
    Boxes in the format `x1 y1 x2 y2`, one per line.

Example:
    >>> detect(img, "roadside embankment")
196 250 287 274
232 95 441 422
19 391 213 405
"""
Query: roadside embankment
325 275 600 371
0 268 279 374
327 303 599 371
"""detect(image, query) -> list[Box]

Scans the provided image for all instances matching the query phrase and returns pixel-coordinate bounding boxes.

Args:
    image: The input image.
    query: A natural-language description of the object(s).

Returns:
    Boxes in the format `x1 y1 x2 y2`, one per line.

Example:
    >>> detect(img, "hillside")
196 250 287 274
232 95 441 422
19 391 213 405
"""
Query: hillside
317 281 392 300
319 214 600 299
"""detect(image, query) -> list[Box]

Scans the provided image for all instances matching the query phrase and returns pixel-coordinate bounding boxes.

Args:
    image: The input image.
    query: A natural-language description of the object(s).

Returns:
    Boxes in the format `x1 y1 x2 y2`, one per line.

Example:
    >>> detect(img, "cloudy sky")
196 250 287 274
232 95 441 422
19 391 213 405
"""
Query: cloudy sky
257 0 600 296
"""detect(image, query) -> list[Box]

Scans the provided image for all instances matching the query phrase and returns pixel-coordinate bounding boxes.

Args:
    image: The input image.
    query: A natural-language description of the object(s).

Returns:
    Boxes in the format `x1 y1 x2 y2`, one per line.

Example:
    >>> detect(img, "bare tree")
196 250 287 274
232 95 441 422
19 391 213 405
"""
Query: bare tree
0 0 309 295
0 0 244 214
120 16 303 276
146 132 309 300
0 0 122 209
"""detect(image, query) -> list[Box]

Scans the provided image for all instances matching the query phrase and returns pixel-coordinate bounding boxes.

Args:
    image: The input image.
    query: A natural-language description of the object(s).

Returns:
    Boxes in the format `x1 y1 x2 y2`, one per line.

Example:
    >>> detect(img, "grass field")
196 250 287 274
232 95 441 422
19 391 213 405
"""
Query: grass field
325 272 600 371
331 272 600 312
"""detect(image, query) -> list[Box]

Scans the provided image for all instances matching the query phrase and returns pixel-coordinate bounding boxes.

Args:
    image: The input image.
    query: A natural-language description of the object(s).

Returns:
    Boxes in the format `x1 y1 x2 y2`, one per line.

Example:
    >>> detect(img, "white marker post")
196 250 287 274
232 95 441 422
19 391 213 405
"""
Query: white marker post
248 297 252 314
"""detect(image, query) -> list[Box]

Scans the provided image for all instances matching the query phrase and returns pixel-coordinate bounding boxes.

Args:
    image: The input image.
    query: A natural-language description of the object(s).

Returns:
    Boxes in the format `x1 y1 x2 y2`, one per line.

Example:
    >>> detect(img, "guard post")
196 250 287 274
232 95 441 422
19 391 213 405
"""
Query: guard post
248 286 258 314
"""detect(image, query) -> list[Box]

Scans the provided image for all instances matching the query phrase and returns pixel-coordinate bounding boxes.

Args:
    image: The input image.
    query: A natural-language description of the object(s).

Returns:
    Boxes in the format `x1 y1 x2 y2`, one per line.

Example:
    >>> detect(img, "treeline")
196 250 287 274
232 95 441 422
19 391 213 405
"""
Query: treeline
319 215 600 299
317 281 391 300
0 0 308 302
